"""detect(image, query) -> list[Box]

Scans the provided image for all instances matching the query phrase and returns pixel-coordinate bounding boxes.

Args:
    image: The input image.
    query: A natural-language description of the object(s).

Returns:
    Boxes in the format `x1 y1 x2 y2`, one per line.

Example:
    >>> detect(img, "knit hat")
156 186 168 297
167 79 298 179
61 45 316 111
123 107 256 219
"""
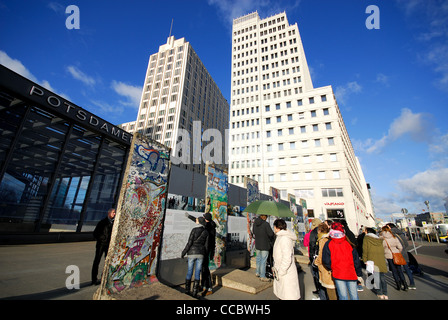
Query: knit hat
203 213 212 221
329 222 345 239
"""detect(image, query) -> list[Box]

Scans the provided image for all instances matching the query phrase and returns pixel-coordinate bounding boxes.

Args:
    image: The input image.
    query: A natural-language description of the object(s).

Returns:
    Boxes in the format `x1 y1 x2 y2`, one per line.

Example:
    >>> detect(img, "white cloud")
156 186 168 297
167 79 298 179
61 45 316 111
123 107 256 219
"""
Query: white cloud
396 0 448 92
375 73 390 86
395 168 448 214
111 80 142 109
66 65 96 87
360 108 432 154
89 100 124 115
334 81 362 105
0 50 68 99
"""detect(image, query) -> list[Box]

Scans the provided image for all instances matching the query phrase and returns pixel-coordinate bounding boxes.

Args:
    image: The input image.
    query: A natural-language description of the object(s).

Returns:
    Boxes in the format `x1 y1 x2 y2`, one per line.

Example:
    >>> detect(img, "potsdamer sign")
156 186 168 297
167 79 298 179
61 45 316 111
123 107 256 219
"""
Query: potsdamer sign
0 65 132 145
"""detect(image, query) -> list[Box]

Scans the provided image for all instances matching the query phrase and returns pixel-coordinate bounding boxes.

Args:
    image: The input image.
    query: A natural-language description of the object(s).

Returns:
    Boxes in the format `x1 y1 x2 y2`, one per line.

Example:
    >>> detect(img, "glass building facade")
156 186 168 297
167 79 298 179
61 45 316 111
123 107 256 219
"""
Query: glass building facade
0 65 132 234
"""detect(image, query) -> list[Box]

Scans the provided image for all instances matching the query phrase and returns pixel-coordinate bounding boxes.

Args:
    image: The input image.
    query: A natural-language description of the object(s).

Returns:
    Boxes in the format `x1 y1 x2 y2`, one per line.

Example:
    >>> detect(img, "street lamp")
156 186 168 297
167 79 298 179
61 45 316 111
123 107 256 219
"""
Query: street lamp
424 200 439 243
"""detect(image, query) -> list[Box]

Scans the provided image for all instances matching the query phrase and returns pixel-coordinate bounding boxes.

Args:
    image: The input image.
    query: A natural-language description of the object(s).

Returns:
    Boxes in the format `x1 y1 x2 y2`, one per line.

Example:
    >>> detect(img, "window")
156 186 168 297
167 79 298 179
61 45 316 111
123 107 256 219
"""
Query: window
315 139 321 147
287 114 293 121
267 159 274 167
305 172 312 180
318 171 326 179
292 173 299 181
321 95 327 102
279 158 285 166
300 126 306 133
313 124 319 132
328 137 335 146
311 110 316 117
266 118 271 124
291 157 298 164
302 140 308 148
297 99 303 106
268 174 275 182
289 127 294 135
277 129 283 136
322 188 344 197
302 155 311 164
316 154 324 162
276 116 282 123
323 108 329 115
266 130 271 138
326 122 332 130
290 142 296 149
333 170 340 179
280 173 287 181
309 97 314 104
330 153 337 162
278 143 284 151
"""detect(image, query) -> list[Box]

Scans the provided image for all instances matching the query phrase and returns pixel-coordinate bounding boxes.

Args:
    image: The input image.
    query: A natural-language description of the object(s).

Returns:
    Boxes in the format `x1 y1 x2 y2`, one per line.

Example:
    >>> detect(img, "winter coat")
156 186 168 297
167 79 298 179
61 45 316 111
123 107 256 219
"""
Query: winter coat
252 217 274 251
362 233 388 273
314 234 335 289
272 229 301 300
205 220 216 260
308 227 319 263
322 236 362 281
93 217 114 247
390 227 410 263
182 224 209 258
381 231 403 260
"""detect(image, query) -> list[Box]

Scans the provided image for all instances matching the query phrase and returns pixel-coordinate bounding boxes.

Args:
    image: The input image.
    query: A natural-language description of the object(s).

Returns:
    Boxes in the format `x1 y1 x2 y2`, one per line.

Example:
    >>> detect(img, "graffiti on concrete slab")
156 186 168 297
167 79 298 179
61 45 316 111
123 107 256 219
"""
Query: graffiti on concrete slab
104 136 171 294
205 163 228 270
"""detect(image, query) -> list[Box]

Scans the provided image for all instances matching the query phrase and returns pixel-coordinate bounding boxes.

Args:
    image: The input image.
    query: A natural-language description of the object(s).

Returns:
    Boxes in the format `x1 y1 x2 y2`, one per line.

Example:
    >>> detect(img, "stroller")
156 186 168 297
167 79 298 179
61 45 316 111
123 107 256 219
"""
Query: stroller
407 251 424 276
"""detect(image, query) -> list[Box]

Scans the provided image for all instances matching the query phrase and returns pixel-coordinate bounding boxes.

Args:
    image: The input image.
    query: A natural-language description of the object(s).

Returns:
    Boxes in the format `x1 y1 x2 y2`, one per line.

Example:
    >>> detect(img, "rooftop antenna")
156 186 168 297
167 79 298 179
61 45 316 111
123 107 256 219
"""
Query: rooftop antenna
169 18 174 38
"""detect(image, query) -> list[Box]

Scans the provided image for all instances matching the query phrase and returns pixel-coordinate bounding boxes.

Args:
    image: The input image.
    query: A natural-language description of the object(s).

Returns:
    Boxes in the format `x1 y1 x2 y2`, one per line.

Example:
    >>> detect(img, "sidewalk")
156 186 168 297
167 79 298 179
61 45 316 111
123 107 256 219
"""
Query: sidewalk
1 241 447 300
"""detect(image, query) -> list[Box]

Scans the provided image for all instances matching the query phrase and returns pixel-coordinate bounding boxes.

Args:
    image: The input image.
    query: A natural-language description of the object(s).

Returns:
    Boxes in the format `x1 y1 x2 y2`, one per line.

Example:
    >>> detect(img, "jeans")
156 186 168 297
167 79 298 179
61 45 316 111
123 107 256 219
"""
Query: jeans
402 264 415 286
334 279 359 300
367 272 388 296
256 249 269 278
387 259 406 285
186 256 204 281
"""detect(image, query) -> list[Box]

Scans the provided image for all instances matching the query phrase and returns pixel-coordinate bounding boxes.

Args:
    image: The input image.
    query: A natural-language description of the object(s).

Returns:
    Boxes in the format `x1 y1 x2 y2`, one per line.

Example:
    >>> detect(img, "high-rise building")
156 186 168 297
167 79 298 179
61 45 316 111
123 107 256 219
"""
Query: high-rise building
229 12 374 229
119 36 229 174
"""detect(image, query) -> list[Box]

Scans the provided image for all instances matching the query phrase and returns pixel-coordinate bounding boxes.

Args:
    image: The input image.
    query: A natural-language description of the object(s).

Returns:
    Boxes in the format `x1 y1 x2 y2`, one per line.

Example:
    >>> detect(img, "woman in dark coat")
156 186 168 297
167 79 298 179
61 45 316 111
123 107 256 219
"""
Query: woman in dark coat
182 217 209 297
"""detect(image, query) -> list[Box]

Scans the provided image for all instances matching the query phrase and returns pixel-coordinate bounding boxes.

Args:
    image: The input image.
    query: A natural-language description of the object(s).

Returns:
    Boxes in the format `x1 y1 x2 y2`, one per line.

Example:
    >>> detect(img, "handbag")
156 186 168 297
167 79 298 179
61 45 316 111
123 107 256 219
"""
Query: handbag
385 239 406 265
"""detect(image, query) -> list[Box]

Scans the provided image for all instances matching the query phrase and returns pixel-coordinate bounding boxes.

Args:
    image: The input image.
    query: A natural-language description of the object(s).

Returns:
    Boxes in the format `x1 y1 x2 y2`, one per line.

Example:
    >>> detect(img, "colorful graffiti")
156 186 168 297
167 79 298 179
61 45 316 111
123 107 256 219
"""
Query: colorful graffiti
103 136 171 295
205 163 228 270
245 177 259 257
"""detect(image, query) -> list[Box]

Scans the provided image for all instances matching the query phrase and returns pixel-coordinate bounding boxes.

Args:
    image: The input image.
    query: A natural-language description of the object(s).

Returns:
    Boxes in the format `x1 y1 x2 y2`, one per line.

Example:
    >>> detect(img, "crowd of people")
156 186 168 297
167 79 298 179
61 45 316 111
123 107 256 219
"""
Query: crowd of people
305 219 416 300
90 208 417 301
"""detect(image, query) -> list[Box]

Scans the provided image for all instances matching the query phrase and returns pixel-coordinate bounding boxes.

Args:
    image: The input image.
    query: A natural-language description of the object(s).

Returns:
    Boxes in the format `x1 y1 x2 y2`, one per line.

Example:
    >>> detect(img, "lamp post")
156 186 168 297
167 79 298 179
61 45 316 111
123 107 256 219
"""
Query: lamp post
425 200 439 243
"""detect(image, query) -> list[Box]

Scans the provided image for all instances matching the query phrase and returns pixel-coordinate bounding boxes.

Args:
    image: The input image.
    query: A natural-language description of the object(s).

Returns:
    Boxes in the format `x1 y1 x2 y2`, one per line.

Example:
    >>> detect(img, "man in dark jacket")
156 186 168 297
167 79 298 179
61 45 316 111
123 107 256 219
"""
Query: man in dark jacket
182 217 209 297
91 208 115 285
252 215 274 281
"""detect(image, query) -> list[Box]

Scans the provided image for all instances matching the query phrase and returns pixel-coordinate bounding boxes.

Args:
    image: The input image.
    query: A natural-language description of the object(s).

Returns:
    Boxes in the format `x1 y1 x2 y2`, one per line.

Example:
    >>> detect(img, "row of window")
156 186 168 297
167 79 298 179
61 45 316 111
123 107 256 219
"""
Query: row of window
231 109 331 129
231 152 338 169
230 137 336 155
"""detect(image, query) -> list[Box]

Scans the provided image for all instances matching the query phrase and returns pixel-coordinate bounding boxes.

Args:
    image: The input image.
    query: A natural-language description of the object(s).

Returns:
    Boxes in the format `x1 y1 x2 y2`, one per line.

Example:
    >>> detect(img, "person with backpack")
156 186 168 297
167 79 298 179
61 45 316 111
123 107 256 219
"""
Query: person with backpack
322 222 362 300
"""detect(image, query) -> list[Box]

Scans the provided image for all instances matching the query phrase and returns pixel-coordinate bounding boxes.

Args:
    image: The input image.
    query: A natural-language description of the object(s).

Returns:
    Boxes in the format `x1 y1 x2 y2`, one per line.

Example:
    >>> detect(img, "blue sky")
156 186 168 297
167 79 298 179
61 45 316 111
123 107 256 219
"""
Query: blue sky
1 0 447 221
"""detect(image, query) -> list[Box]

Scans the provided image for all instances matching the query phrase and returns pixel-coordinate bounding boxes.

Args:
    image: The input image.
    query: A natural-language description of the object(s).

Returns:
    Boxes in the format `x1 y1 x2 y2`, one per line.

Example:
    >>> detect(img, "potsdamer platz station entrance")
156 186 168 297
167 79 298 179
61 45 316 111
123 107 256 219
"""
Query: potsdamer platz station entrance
0 65 132 243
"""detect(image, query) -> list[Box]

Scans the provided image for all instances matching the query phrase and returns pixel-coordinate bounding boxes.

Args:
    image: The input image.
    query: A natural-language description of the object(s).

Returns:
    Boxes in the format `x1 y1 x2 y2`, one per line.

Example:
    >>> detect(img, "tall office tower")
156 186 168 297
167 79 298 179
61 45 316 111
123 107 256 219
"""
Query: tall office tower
119 36 230 174
229 12 374 229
